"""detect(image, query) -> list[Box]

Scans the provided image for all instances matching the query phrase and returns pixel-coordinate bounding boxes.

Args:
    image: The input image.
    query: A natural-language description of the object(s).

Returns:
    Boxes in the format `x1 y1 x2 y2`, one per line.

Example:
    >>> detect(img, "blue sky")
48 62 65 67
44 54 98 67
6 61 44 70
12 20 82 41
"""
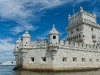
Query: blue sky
0 0 100 63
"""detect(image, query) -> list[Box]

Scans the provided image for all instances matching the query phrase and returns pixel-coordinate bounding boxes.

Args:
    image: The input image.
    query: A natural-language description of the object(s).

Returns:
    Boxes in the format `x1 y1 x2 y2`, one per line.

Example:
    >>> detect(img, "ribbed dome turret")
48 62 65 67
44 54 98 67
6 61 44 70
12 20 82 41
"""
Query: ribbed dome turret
49 24 59 35
15 38 21 44
22 29 30 38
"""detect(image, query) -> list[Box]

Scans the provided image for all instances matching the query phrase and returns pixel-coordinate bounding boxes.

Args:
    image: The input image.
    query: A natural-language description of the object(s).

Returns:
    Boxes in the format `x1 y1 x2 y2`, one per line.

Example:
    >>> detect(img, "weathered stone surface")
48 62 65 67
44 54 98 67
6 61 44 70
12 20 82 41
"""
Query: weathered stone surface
13 7 100 71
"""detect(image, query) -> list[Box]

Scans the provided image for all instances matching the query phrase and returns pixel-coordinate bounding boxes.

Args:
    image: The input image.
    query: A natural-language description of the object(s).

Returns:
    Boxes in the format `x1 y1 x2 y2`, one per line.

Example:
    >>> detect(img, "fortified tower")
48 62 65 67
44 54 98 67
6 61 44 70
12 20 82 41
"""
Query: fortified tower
13 38 21 58
21 29 31 48
48 24 59 59
66 7 100 45
20 29 31 64
49 24 59 45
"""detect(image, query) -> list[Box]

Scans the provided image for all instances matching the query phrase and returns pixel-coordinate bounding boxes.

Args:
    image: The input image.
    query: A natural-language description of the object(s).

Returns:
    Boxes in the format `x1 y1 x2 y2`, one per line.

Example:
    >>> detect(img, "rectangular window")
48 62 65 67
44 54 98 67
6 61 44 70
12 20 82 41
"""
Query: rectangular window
41 57 46 62
73 57 77 62
82 58 85 62
83 35 85 37
91 28 93 31
53 36 56 39
62 57 67 62
31 57 34 62
89 59 93 63
71 31 73 34
77 28 79 31
96 59 99 62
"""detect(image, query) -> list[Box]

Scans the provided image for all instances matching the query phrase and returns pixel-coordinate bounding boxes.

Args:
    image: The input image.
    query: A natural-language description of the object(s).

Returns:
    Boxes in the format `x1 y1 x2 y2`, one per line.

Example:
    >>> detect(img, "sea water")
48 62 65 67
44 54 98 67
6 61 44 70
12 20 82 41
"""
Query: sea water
0 66 100 75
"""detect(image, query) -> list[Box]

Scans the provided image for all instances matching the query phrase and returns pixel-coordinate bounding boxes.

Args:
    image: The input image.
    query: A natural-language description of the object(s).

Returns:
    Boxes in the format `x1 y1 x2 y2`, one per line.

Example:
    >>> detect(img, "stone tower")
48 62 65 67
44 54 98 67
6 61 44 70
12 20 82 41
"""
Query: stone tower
21 29 31 48
49 24 59 45
49 24 59 59
13 37 21 58
66 6 100 45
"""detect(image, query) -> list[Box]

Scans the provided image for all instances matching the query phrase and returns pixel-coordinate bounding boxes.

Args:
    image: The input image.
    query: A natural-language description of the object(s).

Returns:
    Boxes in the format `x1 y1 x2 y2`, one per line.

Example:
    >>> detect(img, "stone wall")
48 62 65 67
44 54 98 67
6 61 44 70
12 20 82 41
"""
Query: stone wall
15 41 100 71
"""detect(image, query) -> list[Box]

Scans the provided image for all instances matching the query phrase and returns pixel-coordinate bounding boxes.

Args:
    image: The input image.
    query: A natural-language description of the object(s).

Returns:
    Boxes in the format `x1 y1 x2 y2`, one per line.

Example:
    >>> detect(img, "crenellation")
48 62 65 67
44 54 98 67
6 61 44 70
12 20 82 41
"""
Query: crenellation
59 40 64 46
30 40 37 48
97 46 99 50
75 42 78 47
86 44 91 50
40 39 48 48
42 39 48 46
37 40 41 46
82 43 86 49
90 45 94 50
69 42 74 46
78 43 83 50
93 45 96 50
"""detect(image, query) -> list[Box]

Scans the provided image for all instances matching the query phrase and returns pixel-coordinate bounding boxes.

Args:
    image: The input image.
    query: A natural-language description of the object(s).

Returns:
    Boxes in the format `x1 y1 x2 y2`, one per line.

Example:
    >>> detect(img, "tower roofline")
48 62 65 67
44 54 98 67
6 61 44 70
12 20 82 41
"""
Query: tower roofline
49 24 59 35
68 7 96 20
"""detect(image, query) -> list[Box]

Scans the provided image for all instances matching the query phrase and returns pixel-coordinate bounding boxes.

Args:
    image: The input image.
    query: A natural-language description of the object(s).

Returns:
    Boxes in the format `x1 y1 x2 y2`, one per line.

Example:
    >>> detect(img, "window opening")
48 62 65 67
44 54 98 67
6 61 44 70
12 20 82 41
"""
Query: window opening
53 36 56 39
62 57 67 62
73 57 77 62
82 58 85 62
42 57 46 62
31 57 34 62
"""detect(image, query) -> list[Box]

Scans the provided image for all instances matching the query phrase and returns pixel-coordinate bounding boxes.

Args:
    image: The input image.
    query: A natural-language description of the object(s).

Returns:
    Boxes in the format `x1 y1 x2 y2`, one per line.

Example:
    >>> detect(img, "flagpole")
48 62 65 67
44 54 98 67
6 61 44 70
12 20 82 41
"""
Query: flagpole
73 5 74 14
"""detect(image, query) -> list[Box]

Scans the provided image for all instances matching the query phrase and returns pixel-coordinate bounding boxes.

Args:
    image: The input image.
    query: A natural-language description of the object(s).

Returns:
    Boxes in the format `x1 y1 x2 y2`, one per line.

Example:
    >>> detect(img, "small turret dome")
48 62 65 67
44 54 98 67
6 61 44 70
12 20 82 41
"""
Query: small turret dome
49 24 59 35
80 6 83 12
22 29 30 38
16 38 21 44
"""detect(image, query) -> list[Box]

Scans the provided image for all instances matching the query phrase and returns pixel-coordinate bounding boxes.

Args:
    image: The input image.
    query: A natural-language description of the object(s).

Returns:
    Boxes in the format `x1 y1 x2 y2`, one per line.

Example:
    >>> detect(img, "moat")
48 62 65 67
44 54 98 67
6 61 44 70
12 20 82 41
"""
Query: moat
1 66 100 75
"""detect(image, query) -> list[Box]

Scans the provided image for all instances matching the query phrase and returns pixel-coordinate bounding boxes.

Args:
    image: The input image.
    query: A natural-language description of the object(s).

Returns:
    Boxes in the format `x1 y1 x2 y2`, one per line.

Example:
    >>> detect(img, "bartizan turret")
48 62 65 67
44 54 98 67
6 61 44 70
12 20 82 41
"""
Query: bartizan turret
13 37 21 59
21 29 31 59
48 24 59 59
21 29 31 48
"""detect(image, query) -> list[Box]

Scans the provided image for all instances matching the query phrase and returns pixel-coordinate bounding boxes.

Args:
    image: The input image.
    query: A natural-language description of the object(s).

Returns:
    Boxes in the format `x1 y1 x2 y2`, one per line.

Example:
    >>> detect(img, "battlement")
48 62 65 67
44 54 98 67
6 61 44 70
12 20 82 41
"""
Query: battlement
69 11 96 21
67 7 100 30
59 41 100 53
30 39 100 53
30 39 48 48
67 20 100 31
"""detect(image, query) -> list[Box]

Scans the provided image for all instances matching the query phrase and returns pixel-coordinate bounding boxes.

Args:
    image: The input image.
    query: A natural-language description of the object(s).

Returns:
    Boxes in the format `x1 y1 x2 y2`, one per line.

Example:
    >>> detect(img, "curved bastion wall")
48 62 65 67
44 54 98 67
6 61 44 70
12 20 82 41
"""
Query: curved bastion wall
15 41 100 71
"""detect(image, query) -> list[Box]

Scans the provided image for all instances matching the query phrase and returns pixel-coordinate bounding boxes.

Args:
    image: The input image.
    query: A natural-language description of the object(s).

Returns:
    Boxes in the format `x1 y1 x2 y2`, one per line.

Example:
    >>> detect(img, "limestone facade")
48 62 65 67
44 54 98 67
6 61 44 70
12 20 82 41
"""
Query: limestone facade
13 7 100 71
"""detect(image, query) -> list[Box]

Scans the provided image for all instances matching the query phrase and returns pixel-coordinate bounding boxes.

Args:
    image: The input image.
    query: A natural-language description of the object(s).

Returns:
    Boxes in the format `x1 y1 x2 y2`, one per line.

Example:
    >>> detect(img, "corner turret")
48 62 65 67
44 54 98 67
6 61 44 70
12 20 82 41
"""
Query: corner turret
13 37 21 58
49 24 59 45
80 6 83 12
49 24 59 59
21 29 31 48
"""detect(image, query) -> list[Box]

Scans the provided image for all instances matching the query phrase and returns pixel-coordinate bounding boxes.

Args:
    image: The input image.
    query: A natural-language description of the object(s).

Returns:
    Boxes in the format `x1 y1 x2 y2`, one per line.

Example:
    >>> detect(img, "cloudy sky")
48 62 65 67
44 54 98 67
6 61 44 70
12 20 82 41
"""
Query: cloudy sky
0 0 100 63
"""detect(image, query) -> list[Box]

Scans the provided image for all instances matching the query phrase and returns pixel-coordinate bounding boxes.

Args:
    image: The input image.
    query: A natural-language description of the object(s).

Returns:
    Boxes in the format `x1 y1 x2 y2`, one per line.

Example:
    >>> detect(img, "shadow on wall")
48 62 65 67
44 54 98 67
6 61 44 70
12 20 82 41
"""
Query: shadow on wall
13 69 100 75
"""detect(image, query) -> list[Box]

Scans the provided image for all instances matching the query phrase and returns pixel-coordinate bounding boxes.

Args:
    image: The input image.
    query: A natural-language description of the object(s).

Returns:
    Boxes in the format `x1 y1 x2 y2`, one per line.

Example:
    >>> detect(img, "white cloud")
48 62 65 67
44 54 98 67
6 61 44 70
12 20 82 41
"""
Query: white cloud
10 24 39 34
0 37 14 51
36 30 50 39
0 0 32 19
0 0 95 34
74 0 91 4
0 37 15 63
0 0 92 19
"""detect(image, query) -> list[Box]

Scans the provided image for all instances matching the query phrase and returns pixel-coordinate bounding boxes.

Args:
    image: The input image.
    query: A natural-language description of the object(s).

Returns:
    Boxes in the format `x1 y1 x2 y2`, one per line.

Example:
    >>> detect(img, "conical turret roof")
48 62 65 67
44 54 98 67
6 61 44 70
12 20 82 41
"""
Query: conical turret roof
49 24 59 35
22 29 30 38
16 37 21 44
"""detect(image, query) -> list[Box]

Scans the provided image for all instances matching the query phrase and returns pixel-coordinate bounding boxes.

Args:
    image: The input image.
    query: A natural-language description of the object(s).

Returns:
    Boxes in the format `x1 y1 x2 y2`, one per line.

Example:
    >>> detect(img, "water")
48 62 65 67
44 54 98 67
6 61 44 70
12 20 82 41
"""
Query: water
0 66 100 75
